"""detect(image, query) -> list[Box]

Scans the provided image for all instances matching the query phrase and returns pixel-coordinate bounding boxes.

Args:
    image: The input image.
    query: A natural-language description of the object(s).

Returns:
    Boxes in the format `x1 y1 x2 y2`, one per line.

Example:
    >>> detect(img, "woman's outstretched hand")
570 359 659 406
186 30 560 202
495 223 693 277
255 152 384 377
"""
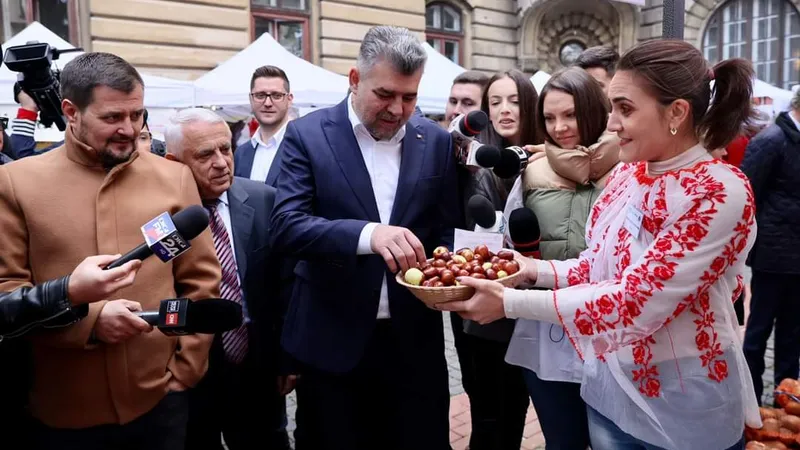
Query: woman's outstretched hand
436 276 506 324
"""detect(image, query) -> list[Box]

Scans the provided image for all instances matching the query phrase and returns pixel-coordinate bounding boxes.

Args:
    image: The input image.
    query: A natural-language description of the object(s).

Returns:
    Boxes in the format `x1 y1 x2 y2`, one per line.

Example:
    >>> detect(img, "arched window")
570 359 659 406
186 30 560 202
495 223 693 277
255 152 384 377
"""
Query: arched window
426 2 463 65
703 0 800 89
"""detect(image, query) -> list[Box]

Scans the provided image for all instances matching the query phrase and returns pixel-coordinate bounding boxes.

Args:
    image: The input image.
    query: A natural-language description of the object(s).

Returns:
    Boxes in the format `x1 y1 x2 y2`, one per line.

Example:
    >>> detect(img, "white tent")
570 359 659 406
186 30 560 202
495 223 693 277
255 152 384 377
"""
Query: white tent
417 43 466 114
193 33 349 121
530 71 551 94
0 22 196 141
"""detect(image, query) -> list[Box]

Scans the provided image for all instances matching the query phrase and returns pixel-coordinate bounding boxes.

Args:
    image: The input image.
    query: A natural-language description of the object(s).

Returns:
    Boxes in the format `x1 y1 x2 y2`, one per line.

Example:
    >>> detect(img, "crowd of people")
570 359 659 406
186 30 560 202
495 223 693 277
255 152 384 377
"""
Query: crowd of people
0 22 796 450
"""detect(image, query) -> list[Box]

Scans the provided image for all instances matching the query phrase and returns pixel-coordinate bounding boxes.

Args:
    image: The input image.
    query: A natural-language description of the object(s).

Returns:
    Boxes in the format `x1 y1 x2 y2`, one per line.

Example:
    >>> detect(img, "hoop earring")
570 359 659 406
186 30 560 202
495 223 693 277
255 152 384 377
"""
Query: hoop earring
670 127 678 136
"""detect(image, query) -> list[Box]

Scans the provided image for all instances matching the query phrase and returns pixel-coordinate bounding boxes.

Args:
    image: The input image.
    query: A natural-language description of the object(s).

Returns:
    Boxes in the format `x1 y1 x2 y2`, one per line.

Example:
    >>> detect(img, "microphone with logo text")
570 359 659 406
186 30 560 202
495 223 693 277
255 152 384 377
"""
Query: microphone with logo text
135 298 243 336
104 205 210 270
467 195 507 234
508 207 541 259
493 146 530 179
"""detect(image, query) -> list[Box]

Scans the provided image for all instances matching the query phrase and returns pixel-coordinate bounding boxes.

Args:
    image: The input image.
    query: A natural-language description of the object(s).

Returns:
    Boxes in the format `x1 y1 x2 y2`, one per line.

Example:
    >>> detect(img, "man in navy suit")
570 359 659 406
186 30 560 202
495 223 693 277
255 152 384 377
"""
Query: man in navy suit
270 26 460 449
163 108 290 450
234 65 294 183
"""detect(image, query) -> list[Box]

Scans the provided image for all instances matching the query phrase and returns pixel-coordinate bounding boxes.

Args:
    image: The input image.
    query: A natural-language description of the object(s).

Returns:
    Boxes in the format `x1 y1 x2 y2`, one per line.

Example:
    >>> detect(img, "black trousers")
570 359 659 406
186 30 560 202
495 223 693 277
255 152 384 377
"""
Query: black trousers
524 369 589 450
34 391 189 450
185 355 290 450
450 313 529 450
294 321 450 450
743 270 800 404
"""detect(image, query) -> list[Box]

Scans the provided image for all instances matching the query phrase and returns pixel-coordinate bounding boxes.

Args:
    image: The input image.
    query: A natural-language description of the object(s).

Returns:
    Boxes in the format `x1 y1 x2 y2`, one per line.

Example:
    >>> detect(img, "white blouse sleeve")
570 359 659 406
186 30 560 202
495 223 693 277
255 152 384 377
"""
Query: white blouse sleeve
508 178 756 362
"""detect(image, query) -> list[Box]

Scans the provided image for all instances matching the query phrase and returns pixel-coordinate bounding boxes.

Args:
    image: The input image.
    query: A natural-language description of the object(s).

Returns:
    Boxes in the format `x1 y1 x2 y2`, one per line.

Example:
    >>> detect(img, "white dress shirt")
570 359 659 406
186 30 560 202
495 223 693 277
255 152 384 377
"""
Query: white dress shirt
350 95 405 319
248 124 287 182
214 191 249 321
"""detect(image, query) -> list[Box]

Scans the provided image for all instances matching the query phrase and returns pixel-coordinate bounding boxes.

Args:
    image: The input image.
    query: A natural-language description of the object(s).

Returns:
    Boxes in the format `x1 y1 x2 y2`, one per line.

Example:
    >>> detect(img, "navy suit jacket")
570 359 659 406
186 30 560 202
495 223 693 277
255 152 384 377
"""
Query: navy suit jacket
209 177 280 373
233 139 284 186
270 99 460 374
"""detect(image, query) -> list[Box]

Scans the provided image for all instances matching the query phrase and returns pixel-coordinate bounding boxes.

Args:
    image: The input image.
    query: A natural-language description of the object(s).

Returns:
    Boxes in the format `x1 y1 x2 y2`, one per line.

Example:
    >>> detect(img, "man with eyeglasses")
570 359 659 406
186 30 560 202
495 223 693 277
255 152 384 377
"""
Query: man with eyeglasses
234 65 294 184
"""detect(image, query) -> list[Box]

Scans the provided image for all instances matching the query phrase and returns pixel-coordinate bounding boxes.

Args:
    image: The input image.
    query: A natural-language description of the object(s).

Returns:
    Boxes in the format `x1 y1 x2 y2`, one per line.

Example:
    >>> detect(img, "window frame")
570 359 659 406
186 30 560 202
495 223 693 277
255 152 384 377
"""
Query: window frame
250 0 311 60
1 0 78 44
703 0 800 88
425 2 464 65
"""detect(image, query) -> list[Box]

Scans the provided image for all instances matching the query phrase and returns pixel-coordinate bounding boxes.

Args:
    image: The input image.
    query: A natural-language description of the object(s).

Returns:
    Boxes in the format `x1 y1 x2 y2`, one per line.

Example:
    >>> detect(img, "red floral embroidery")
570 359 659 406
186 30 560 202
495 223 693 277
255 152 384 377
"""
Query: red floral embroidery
614 227 632 279
641 180 669 236
631 336 660 397
588 164 634 240
567 259 591 287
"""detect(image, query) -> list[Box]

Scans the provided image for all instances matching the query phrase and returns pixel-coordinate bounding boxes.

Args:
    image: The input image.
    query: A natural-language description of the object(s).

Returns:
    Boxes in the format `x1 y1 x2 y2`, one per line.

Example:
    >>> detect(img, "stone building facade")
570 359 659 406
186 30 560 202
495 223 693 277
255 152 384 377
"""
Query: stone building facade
1 0 797 89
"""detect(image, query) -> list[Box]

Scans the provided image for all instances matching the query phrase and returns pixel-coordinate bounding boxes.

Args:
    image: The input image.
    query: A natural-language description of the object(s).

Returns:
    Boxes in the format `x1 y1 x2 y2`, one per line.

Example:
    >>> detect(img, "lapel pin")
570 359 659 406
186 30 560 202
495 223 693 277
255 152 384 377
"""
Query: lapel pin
416 133 423 139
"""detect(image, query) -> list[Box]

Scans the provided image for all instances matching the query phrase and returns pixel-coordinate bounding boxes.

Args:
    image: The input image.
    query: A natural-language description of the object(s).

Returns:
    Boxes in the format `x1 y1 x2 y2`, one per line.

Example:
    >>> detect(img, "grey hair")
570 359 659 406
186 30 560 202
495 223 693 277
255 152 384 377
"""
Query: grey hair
792 85 800 110
356 26 427 76
164 108 227 158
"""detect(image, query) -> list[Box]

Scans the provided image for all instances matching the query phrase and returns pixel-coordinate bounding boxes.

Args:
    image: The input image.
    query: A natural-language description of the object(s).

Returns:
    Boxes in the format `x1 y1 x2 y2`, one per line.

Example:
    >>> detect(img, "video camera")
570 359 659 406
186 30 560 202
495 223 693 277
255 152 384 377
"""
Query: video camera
2 41 82 131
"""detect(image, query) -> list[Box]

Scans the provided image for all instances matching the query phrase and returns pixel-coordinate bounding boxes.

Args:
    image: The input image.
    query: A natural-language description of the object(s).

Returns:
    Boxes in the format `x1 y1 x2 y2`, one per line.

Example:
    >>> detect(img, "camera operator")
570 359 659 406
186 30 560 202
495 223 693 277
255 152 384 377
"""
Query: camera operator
8 89 58 159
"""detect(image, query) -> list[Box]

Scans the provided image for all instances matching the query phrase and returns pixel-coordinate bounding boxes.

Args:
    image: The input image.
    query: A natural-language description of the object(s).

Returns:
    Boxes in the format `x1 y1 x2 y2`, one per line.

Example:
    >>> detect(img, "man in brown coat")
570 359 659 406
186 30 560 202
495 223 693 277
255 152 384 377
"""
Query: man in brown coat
0 52 221 449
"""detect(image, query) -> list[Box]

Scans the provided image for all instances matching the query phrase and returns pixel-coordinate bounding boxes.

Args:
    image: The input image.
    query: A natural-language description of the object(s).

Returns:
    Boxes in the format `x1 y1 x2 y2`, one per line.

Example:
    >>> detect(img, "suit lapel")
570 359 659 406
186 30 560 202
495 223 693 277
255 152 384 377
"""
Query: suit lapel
227 182 253 281
265 147 282 187
390 119 425 225
237 144 255 180
323 100 380 222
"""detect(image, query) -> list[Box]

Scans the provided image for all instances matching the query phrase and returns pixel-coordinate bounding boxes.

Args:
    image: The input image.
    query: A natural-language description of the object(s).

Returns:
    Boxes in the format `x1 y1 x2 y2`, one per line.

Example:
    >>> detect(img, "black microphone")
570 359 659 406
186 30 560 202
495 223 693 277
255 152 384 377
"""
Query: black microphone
136 298 243 336
508 207 541 259
474 144 502 168
493 146 529 179
105 205 209 270
467 195 506 234
453 110 489 137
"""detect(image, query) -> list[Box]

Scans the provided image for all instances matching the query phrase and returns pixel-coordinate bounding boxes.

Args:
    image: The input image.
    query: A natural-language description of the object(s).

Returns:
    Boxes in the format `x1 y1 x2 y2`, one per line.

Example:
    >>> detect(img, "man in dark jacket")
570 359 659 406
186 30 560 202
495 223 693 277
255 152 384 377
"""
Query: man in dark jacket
742 89 800 404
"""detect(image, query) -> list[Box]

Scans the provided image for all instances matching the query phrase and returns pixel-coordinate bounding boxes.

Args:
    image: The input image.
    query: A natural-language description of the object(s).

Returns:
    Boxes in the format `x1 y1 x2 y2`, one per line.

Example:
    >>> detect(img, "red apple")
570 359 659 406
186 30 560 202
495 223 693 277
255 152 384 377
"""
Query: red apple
504 260 520 275
472 265 485 275
485 269 498 280
472 273 487 279
497 249 514 261
474 254 484 264
474 245 491 260
432 259 446 268
423 267 438 279
433 281 445 287
458 269 470 277
441 270 455 286
432 246 449 259
490 256 501 264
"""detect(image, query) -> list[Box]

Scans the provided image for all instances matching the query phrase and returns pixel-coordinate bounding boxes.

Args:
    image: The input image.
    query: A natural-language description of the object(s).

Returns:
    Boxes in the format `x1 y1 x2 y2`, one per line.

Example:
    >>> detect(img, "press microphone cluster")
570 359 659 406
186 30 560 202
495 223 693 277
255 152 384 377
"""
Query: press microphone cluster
105 205 210 270
136 298 243 336
508 207 541 259
467 195 506 234
449 111 502 169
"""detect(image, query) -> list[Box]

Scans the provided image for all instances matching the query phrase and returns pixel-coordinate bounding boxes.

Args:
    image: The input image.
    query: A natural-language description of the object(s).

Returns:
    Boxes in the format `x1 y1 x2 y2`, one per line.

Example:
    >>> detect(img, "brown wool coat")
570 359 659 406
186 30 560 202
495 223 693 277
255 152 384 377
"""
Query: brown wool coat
0 126 221 428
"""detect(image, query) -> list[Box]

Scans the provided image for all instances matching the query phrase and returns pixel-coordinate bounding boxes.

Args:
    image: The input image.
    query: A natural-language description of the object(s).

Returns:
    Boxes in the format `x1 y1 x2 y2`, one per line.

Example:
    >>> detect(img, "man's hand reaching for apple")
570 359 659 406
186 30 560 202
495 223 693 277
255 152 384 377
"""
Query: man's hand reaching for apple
370 225 427 273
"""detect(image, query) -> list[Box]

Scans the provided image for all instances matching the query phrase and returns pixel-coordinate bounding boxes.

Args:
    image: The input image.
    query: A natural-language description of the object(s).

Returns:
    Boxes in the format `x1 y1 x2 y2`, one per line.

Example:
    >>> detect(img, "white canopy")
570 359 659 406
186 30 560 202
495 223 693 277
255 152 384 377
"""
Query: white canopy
530 70 551 94
417 42 466 114
0 22 196 141
193 33 349 121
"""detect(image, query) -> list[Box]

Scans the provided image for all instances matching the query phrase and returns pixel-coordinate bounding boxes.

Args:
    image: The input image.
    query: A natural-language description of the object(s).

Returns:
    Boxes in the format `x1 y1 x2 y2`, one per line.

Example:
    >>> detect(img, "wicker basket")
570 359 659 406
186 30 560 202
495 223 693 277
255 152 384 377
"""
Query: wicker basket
395 257 527 308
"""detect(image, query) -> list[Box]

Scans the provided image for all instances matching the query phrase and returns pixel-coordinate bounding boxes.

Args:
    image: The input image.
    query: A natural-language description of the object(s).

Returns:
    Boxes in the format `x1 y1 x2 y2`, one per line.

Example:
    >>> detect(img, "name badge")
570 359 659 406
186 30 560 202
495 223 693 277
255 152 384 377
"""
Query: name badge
624 205 644 239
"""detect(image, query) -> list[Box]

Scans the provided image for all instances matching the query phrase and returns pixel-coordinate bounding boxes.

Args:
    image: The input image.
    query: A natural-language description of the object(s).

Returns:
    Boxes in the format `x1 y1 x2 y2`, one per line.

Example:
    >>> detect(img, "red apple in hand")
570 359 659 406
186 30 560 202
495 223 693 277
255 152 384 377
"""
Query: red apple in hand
474 245 491 260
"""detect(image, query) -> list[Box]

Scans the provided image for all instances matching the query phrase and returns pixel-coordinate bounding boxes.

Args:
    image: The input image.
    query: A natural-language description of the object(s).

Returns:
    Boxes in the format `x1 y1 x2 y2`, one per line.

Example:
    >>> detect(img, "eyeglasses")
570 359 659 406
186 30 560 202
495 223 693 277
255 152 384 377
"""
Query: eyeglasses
250 92 287 103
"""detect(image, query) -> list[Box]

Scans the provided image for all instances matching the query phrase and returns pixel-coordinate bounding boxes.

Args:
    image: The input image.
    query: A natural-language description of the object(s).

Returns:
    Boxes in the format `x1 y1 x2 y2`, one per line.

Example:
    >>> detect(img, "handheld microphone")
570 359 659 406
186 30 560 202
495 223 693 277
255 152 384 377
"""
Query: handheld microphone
467 195 506 234
105 205 209 270
467 141 502 168
136 298 243 336
450 110 489 137
493 146 529 179
508 207 541 259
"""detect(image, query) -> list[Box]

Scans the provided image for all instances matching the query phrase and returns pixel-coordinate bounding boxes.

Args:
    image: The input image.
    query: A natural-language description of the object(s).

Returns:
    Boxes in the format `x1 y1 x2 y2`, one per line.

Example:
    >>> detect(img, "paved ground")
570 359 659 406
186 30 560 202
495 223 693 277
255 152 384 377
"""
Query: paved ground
279 269 768 450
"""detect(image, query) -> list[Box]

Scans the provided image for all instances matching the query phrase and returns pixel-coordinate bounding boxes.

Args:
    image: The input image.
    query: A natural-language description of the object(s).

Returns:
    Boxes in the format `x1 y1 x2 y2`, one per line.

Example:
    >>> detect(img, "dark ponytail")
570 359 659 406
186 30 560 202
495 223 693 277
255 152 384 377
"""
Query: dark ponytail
700 59 755 150
618 39 755 151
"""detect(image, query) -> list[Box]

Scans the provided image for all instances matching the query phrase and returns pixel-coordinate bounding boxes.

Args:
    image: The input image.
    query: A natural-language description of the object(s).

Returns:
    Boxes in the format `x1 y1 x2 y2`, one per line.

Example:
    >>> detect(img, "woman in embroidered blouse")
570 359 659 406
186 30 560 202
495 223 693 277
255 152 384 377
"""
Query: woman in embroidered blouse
441 40 760 450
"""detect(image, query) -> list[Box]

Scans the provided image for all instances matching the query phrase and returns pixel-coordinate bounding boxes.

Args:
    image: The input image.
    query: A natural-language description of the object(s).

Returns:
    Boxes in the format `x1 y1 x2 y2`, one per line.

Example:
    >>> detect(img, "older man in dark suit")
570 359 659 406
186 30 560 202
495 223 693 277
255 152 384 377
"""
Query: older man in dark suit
164 108 289 450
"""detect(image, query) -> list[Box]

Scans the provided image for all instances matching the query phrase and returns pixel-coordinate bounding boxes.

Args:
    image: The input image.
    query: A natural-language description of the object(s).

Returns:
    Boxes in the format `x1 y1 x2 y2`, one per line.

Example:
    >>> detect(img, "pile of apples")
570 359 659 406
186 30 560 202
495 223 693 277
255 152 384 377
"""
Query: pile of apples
403 245 520 287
